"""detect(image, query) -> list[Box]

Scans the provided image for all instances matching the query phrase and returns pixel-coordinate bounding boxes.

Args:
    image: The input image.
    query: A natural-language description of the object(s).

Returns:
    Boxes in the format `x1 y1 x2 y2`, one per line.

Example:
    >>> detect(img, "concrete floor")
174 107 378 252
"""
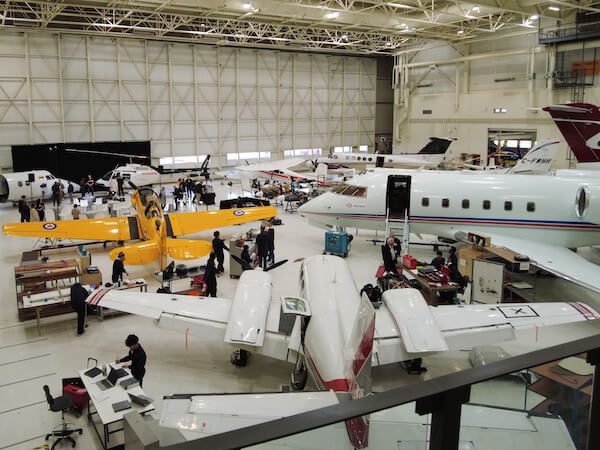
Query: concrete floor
0 181 598 450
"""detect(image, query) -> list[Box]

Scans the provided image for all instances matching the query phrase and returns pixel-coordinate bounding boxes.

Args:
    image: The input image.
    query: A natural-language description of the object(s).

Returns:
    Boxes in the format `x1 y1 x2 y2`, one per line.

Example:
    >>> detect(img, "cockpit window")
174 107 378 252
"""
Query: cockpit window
101 171 113 181
331 183 367 197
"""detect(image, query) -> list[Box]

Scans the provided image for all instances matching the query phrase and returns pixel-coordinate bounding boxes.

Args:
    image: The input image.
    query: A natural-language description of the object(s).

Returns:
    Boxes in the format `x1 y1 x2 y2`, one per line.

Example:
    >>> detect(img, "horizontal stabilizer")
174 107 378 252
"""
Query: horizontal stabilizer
109 240 159 265
382 288 448 353
166 238 212 260
160 391 339 437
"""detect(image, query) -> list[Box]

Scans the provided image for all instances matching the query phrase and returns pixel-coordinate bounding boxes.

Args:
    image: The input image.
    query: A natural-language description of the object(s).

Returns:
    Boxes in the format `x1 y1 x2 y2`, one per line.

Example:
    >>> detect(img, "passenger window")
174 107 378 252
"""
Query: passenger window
504 201 512 211
461 199 469 209
422 197 429 207
483 200 491 210
442 198 449 208
527 202 535 212
18 181 23 187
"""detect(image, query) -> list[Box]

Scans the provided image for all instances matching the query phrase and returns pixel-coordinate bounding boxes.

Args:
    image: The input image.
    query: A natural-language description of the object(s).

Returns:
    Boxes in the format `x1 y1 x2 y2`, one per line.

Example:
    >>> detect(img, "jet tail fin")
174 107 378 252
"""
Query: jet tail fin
314 163 328 179
109 240 159 265
342 293 376 449
508 140 559 174
543 103 600 163
418 137 456 154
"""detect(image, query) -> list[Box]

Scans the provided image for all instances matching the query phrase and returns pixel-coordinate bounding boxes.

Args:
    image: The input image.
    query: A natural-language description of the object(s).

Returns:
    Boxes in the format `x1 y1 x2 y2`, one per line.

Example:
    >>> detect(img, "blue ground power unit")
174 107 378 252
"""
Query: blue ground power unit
323 231 350 257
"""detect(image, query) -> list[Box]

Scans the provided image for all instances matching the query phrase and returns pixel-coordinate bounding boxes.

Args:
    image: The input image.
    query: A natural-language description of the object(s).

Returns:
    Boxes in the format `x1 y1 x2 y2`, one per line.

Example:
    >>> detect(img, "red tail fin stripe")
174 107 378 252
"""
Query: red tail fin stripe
576 302 599 319
352 317 376 377
568 302 592 320
93 289 110 306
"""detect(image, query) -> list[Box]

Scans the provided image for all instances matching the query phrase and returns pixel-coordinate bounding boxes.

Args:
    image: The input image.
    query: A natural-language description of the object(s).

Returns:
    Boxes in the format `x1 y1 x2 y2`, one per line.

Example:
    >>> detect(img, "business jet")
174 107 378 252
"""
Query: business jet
0 170 79 204
315 137 456 170
298 162 600 294
84 254 598 448
3 184 276 268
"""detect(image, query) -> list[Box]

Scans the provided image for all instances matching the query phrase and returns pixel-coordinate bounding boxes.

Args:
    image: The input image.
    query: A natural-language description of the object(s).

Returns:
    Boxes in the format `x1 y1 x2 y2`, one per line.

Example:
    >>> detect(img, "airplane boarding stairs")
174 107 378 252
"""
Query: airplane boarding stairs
385 208 410 255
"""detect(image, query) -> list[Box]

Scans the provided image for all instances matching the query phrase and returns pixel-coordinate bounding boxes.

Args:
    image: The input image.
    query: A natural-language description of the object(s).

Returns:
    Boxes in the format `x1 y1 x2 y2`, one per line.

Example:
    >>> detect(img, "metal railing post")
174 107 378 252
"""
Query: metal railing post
416 385 471 450
586 348 600 450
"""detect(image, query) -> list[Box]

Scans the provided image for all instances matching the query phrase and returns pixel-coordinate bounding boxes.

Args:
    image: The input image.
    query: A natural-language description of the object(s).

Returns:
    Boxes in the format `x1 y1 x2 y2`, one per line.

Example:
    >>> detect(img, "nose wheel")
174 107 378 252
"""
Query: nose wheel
230 349 249 367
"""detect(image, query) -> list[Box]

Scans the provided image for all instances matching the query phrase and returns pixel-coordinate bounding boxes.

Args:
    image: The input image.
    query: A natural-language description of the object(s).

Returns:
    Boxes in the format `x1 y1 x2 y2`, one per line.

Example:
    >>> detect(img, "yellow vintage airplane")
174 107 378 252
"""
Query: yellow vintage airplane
3 186 276 267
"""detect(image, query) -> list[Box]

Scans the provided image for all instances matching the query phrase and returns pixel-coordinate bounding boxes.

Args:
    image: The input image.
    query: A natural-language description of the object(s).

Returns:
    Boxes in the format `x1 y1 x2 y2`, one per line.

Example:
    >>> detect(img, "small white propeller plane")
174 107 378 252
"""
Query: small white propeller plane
85 255 598 448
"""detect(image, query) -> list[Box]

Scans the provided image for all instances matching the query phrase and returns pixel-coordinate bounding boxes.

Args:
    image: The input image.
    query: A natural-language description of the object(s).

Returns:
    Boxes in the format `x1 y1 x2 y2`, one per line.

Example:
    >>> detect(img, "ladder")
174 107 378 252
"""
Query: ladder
385 208 410 255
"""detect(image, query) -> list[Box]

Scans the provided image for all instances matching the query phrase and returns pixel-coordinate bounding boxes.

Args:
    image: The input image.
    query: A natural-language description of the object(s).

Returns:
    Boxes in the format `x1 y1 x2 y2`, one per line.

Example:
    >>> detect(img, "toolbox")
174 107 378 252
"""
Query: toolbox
402 255 417 269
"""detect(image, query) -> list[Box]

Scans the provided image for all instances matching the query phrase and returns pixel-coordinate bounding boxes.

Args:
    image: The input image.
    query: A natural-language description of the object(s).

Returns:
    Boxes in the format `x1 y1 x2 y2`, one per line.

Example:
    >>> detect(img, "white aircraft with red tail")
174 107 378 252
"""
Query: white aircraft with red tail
85 254 598 448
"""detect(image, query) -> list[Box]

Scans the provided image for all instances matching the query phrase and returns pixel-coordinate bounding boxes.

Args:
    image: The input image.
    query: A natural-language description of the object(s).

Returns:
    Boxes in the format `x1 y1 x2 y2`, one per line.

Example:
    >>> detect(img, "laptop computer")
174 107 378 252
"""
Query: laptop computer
119 377 139 389
112 400 132 412
128 393 153 407
84 367 102 378
95 367 121 391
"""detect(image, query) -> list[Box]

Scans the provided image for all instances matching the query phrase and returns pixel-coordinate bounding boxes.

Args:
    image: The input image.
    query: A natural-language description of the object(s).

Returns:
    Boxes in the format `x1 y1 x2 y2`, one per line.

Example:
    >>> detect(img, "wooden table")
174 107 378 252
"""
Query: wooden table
80 366 154 449
401 267 460 305
528 358 592 449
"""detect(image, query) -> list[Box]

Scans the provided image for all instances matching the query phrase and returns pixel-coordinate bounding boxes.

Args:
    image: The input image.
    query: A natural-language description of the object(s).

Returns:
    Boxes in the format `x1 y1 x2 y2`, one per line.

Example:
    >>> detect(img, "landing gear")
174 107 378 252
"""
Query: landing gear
230 349 249 367
291 359 308 391
400 358 427 374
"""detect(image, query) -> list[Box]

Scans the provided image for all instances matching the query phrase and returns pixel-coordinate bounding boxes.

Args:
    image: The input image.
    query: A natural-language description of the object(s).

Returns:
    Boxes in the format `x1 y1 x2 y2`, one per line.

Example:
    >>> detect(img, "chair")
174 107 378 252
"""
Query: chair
43 385 83 449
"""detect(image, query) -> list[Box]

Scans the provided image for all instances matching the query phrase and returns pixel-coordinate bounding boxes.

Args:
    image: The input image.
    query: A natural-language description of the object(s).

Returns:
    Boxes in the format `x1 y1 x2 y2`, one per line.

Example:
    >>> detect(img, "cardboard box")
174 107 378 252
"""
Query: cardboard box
80 271 102 287
458 247 486 279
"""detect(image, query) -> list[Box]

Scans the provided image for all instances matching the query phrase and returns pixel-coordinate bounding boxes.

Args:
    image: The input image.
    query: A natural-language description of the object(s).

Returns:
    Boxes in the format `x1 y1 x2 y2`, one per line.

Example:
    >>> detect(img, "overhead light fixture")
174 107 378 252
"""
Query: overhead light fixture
548 5 560 11
472 6 480 12
341 33 348 40
386 41 393 46
401 22 407 27
242 2 252 9
388 2 412 8
326 11 340 19
494 108 508 113
200 23 206 27
457 29 464 35
530 14 539 20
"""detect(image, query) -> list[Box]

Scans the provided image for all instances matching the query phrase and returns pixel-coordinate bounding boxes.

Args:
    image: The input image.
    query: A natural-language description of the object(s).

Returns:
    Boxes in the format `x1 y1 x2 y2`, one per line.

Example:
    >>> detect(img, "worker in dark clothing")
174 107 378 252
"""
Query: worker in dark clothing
240 244 252 269
116 334 147 387
52 181 60 206
381 238 398 274
212 231 229 274
116 174 124 197
256 226 270 270
20 200 31 222
18 196 28 222
204 252 218 297
431 251 445 270
447 246 458 269
112 252 128 284
70 283 89 335
267 227 275 265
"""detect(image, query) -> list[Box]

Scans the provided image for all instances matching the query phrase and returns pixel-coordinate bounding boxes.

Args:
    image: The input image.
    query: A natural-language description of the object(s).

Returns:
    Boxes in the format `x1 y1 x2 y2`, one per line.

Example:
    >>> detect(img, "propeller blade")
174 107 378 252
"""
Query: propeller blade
264 259 288 272
231 254 253 272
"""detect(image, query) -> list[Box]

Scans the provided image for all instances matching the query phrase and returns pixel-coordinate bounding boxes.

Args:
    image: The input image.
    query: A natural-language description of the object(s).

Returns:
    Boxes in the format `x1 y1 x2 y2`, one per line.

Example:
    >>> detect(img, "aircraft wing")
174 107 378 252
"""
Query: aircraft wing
372 288 598 366
160 391 340 438
235 157 308 172
165 206 277 237
86 281 294 362
466 233 600 294
3 216 137 241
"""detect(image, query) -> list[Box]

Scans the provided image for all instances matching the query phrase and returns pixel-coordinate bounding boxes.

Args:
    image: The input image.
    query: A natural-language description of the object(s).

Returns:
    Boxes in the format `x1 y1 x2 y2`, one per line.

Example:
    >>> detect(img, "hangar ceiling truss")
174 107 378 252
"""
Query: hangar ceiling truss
0 0 595 54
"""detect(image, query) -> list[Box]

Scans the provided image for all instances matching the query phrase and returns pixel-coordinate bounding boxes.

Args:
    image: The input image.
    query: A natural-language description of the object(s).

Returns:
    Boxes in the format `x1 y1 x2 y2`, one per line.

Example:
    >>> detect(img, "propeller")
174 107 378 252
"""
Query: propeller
231 254 288 272
128 180 138 190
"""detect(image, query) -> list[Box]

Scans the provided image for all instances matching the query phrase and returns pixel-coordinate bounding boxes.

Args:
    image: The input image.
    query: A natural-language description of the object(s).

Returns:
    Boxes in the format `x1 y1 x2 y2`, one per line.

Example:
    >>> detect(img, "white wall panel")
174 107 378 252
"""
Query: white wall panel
0 31 376 169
